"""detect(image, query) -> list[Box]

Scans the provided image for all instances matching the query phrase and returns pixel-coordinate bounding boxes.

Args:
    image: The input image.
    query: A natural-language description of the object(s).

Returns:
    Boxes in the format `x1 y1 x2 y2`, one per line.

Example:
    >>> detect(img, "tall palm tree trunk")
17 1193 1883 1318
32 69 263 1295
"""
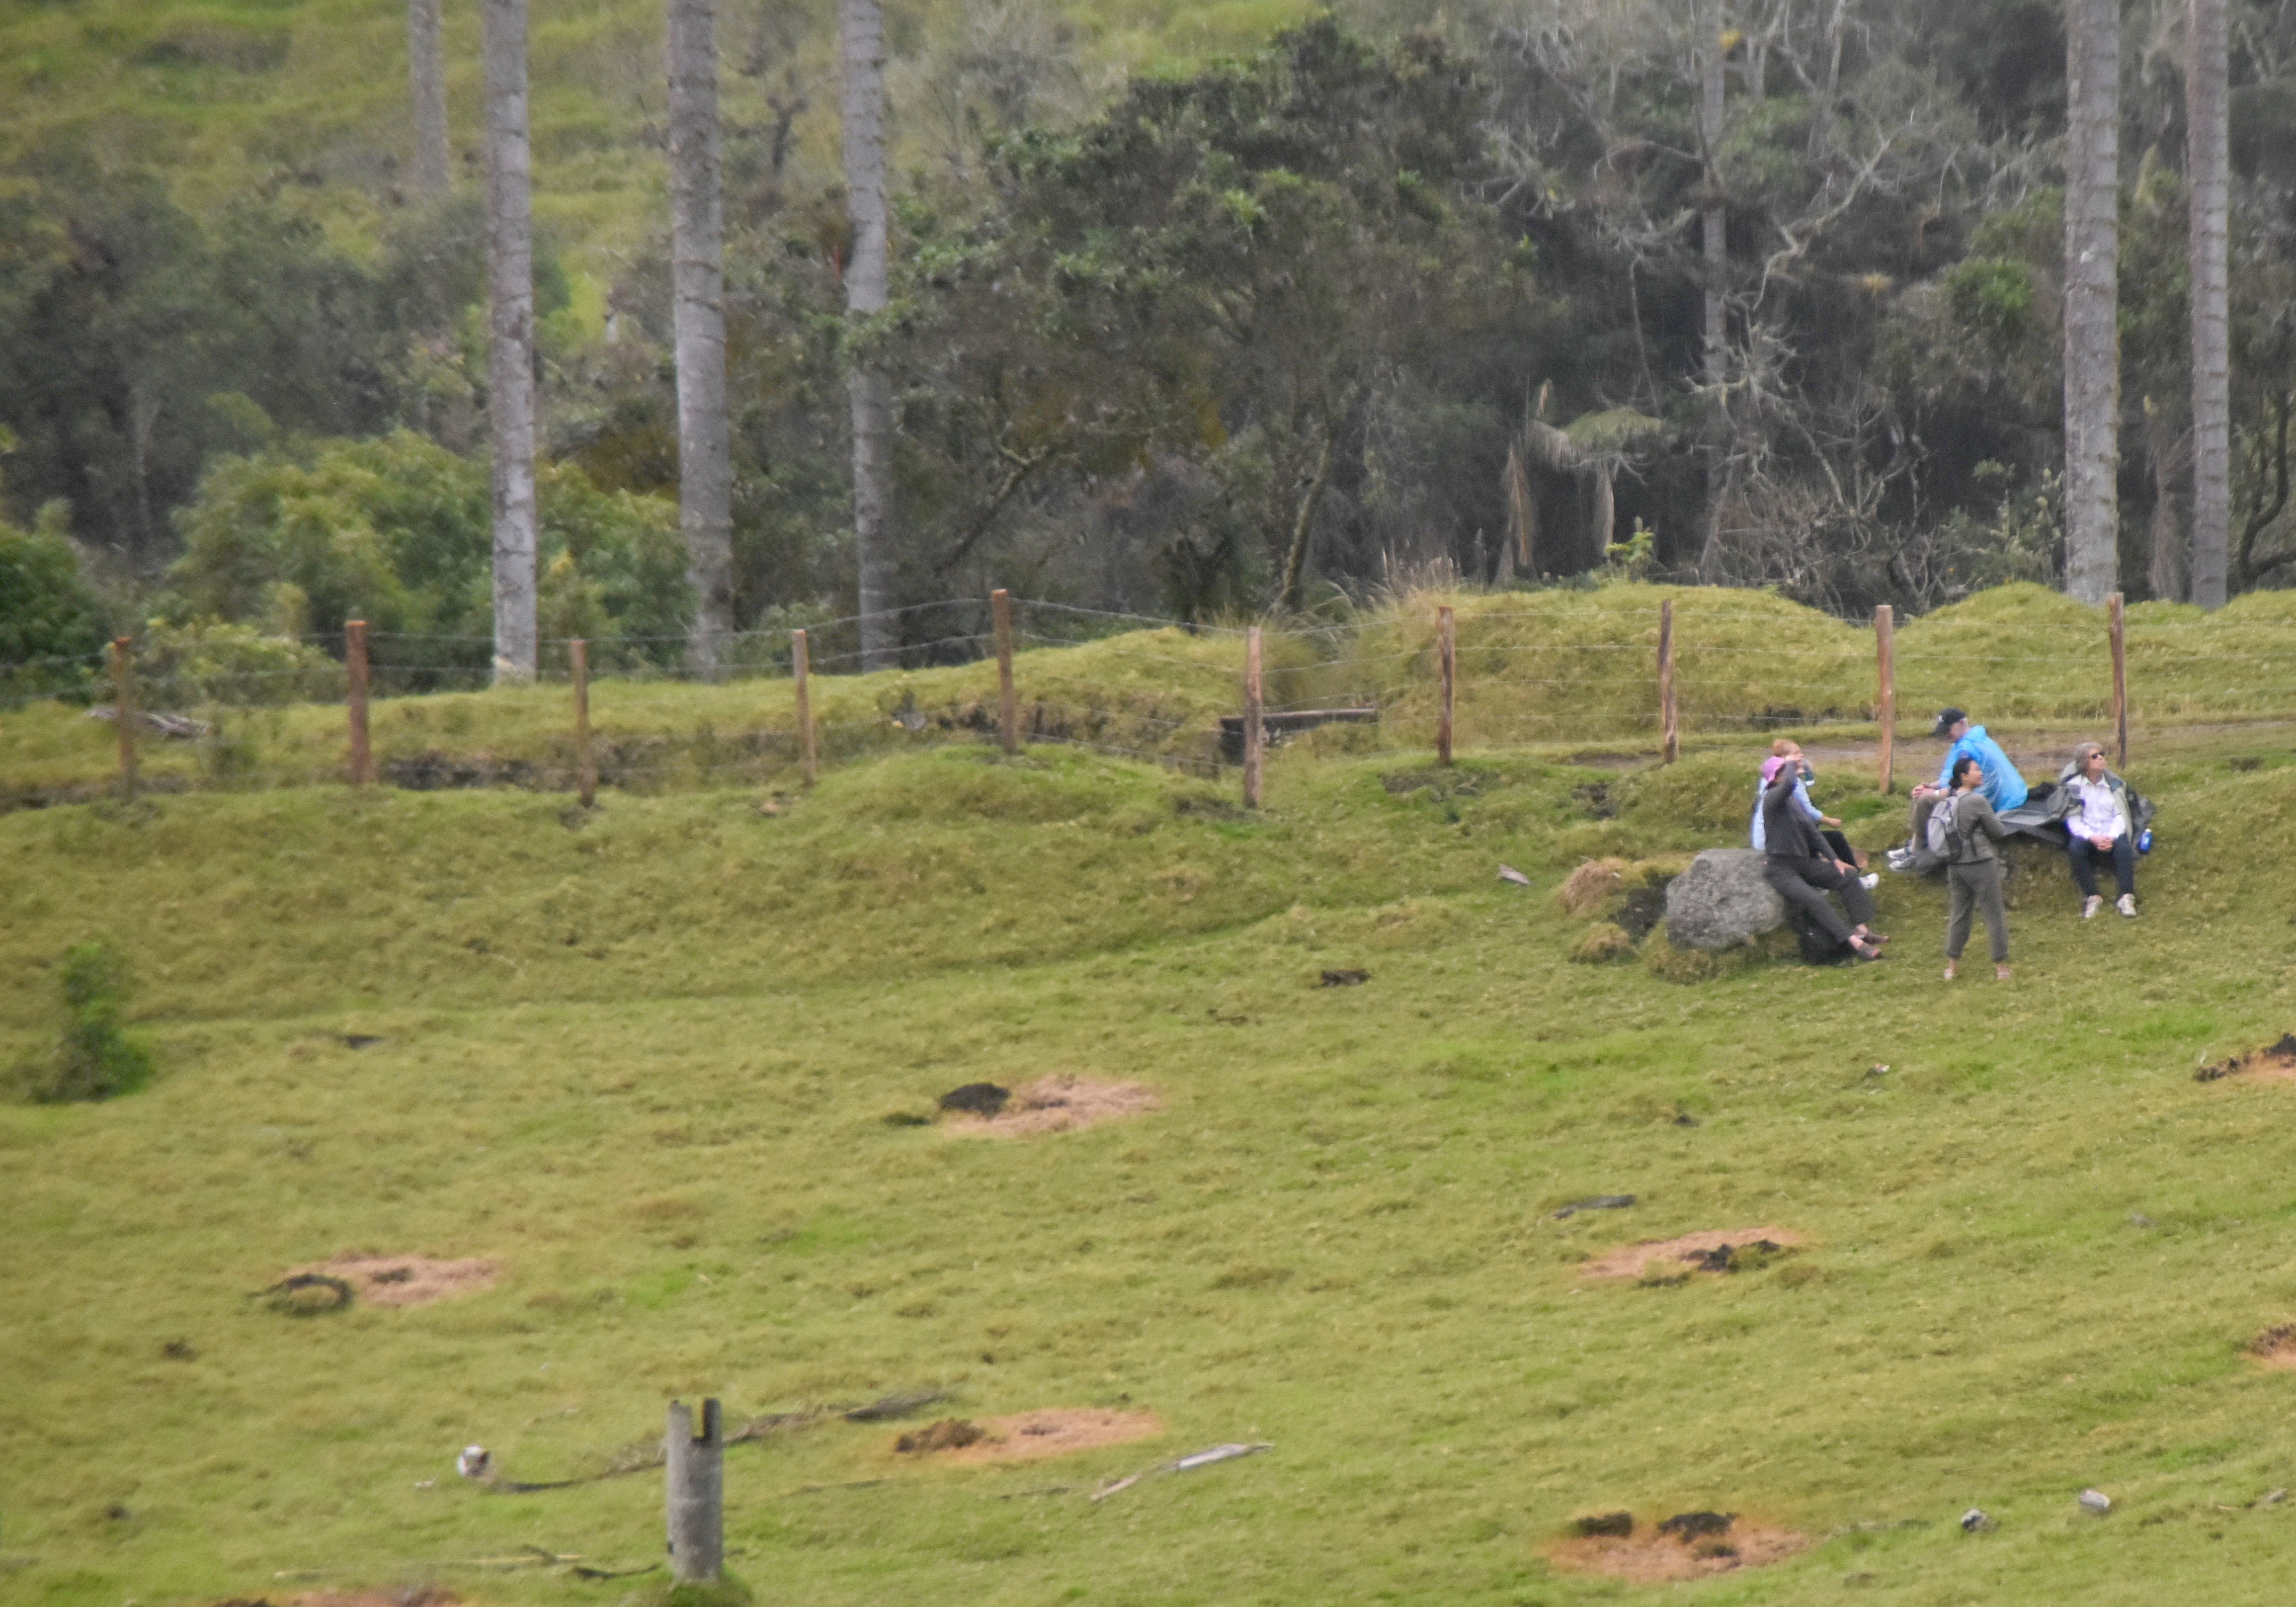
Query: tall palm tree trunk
408 0 451 198
2062 0 2122 606
1694 0 1732 583
484 0 538 682
668 0 734 674
839 0 897 671
2187 0 2230 608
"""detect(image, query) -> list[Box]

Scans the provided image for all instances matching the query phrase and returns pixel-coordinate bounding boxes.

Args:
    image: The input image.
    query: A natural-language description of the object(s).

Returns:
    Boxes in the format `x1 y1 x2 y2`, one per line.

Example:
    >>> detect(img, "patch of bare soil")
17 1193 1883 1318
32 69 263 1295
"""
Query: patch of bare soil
2197 1034 2296 1084
1547 1516 1807 1582
1579 1229 1805 1281
2248 1325 2296 1369
945 1076 1159 1137
900 1408 1164 1465
289 1255 501 1308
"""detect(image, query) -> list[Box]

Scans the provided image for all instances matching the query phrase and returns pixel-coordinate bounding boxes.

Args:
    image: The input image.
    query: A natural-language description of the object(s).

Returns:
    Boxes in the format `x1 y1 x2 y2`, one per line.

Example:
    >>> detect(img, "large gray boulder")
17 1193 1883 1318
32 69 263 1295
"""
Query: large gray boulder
1665 848 1785 949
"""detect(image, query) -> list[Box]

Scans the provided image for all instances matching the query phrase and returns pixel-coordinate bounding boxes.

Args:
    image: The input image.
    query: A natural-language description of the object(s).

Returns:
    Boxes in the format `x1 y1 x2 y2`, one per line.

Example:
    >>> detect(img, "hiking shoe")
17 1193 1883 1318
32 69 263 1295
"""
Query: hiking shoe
1860 872 1880 890
2117 894 2137 918
2082 895 2103 920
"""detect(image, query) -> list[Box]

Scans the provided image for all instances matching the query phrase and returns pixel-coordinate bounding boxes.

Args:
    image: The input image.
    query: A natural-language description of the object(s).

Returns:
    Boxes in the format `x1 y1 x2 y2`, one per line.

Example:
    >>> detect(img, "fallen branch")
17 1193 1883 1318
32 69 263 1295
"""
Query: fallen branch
1091 1441 1273 1502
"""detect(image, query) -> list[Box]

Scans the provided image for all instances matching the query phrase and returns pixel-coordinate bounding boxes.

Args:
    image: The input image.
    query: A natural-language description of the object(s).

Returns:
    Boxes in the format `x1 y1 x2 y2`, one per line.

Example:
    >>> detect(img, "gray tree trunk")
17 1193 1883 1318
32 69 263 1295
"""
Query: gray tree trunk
668 0 734 674
2187 0 2230 607
484 0 538 681
839 0 897 670
408 0 451 199
1694 0 1730 582
2062 0 2122 606
1698 0 1727 394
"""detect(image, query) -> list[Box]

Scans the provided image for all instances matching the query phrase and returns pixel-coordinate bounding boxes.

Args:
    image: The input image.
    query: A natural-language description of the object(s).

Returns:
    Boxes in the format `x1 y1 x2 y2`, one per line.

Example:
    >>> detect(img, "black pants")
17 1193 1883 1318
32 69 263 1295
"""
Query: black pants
2065 832 2135 898
1763 853 1877 946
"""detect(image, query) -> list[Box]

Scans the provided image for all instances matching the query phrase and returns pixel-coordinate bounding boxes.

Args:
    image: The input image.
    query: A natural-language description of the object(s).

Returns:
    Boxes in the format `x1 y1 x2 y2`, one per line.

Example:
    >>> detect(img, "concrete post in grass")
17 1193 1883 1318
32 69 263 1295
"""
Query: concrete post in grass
665 1397 723 1581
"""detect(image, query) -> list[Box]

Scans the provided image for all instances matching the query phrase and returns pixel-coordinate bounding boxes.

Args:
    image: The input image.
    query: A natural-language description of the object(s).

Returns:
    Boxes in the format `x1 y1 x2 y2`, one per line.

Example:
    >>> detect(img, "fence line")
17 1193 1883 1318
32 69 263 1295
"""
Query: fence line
8 586 2275 809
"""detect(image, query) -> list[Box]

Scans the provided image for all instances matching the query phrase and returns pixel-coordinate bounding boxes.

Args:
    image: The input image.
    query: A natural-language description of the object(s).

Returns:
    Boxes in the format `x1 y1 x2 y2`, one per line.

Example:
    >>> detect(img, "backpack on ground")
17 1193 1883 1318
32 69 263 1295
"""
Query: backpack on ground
1924 794 1960 858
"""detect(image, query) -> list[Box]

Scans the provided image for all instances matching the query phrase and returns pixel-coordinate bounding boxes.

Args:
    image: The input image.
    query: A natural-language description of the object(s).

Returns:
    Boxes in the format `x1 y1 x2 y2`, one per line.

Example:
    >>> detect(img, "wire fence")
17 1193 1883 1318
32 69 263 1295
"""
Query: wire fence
6 587 2294 806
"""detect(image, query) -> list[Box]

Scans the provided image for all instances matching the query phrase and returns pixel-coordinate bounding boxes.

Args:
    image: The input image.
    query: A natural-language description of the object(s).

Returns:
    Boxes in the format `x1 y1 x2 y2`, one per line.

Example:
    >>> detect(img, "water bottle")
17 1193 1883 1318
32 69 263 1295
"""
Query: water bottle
2137 828 2152 854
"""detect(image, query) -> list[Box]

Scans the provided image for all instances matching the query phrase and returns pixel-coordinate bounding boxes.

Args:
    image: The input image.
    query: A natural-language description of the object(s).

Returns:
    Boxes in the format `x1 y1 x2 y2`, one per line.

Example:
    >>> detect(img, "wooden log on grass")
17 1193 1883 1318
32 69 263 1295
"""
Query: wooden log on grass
992 587 1018 755
1243 626 1264 809
111 636 138 801
2109 590 2128 769
665 1398 723 1582
346 620 372 786
1436 604 1455 766
792 627 818 787
1874 604 1894 794
1657 598 1678 764
571 638 595 808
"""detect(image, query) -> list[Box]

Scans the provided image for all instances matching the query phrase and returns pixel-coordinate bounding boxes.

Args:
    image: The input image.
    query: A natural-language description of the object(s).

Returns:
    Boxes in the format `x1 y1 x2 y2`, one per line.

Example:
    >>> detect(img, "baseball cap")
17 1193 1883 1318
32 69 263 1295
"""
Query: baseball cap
1932 706 1967 738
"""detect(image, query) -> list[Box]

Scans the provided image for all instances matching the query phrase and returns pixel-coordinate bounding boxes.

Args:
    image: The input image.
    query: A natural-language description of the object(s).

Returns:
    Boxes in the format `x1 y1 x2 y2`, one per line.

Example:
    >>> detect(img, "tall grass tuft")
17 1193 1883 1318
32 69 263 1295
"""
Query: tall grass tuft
29 937 153 1103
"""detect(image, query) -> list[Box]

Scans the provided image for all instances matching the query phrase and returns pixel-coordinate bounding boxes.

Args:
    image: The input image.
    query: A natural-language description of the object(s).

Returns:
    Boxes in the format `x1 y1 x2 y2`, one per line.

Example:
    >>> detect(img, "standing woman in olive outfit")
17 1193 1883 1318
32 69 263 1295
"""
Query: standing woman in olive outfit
1760 762 1886 961
1940 753 2015 981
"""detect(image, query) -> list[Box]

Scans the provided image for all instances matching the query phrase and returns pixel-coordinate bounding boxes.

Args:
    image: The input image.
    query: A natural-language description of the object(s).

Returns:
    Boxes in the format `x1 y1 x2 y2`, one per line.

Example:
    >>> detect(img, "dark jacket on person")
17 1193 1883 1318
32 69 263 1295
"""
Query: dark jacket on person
1761 775 1834 865
1943 790 2012 863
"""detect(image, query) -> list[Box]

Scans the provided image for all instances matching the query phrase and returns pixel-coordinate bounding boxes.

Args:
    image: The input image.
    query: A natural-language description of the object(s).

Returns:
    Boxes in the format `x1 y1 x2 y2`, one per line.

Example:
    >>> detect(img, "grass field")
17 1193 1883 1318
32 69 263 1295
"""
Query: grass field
8 700 2296 1604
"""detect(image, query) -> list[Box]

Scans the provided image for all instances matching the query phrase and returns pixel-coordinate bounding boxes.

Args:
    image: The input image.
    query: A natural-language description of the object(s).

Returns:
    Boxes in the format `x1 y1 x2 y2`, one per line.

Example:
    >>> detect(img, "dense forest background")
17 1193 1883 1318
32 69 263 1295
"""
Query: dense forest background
3 0 2295 669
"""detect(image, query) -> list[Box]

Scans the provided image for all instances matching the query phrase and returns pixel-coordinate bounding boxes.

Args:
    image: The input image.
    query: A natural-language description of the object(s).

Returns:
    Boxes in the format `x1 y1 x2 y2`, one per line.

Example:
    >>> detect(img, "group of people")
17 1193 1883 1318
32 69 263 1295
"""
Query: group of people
1750 707 2150 979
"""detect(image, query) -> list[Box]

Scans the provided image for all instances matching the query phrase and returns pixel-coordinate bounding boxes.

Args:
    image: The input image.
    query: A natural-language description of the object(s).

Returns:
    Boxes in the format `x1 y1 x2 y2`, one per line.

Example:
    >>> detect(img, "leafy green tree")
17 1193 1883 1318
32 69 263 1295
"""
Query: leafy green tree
0 502 110 697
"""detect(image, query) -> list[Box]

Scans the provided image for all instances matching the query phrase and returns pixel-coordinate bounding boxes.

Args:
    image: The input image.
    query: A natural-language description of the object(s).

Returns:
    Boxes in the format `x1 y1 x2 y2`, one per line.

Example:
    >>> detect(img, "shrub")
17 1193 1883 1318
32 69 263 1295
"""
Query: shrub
0 502 110 699
31 939 154 1103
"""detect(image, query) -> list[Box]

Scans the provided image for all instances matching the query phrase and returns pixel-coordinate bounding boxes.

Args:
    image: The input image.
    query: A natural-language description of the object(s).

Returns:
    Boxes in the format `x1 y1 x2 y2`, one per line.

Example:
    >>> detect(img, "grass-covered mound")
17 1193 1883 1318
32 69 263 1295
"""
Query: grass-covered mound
7 734 2296 1603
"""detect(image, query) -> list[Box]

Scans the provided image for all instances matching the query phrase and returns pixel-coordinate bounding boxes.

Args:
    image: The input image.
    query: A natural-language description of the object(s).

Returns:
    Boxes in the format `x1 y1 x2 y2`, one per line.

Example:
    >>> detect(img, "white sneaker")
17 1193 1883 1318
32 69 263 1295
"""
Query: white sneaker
2117 894 2137 918
1861 873 1880 890
2082 896 2103 920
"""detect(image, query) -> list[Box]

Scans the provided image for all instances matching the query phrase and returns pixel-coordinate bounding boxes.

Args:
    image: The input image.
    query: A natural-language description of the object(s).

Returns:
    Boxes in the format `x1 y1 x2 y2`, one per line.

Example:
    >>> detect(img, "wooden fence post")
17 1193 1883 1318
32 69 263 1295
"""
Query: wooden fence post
111 636 138 801
1436 605 1455 766
2108 590 2128 770
992 587 1018 755
664 1398 724 1583
1874 604 1894 794
1243 626 1265 809
345 620 372 786
570 638 595 808
1657 598 1679 764
792 628 818 788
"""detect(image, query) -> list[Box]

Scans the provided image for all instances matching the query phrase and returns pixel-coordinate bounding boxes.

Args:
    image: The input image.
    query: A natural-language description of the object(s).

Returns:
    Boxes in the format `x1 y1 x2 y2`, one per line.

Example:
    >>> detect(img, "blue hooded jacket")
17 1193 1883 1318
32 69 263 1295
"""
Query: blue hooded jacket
1935 724 2028 811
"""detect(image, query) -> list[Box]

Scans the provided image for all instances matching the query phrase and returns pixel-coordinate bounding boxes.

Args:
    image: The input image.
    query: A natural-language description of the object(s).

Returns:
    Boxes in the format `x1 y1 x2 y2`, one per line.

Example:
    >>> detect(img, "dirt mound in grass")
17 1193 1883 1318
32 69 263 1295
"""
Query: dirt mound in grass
2197 1034 2296 1084
1579 1229 1804 1281
286 1255 501 1308
898 1407 1164 1464
2247 1325 2296 1368
945 1076 1158 1137
1547 1515 1807 1582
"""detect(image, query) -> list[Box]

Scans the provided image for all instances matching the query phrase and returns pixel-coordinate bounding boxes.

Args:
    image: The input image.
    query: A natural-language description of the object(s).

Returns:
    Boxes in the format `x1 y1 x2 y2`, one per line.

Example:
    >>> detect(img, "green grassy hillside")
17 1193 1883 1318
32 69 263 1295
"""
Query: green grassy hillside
7 723 2296 1605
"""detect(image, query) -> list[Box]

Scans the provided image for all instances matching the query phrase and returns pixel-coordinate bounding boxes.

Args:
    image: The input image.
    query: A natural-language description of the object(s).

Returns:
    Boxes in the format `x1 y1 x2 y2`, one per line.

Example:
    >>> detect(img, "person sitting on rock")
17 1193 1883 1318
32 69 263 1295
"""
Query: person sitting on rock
2051 741 2140 919
1750 740 1877 887
1913 708 2028 811
1760 763 1886 961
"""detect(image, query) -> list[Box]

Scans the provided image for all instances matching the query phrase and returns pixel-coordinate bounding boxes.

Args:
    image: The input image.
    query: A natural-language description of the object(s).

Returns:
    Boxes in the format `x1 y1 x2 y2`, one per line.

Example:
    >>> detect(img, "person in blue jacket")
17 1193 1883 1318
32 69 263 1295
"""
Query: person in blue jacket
1912 708 2028 812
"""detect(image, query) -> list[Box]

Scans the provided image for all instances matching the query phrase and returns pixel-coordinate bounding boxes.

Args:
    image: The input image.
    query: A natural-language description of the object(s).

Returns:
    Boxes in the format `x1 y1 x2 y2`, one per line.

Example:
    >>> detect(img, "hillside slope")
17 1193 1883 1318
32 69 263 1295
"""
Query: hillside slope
6 733 2296 1604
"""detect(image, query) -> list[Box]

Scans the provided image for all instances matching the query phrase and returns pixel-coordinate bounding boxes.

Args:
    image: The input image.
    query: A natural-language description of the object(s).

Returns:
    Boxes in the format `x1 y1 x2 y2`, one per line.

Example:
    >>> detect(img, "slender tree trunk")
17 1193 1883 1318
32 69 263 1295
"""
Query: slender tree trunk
408 0 451 198
2145 412 2190 601
2062 0 2122 606
1807 0 1846 159
1698 0 1727 394
2187 0 2230 607
668 0 733 675
1277 418 1340 612
839 0 896 670
1695 0 1730 582
484 0 538 681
